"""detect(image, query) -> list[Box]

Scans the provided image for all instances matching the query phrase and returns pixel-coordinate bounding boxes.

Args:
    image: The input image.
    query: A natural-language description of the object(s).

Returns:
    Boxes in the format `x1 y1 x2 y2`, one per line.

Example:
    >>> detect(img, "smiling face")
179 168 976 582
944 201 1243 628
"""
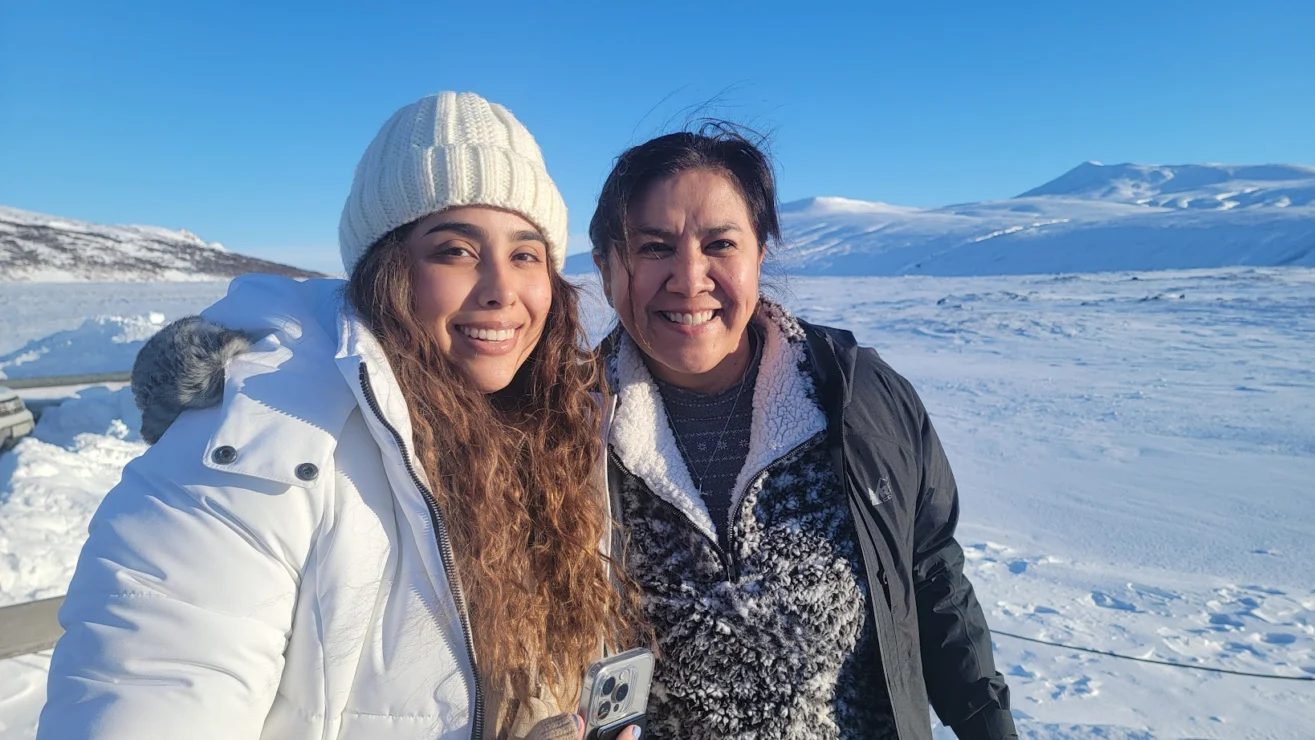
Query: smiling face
404 206 552 393
597 169 765 393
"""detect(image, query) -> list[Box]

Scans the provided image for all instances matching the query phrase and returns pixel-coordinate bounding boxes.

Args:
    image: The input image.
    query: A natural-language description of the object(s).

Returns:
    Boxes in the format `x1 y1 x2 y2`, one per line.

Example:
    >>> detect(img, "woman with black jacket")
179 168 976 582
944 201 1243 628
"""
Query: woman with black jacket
588 128 1016 740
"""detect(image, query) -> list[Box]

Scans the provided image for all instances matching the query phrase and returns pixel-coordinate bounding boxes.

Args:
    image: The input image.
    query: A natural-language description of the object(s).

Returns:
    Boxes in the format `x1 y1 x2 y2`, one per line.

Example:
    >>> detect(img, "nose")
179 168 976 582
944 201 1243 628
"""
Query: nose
474 257 518 308
665 244 714 297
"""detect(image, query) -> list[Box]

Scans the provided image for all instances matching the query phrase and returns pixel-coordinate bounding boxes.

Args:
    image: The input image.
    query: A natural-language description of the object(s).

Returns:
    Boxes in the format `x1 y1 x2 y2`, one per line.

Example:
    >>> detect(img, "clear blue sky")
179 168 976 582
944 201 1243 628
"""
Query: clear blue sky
3 0 1312 273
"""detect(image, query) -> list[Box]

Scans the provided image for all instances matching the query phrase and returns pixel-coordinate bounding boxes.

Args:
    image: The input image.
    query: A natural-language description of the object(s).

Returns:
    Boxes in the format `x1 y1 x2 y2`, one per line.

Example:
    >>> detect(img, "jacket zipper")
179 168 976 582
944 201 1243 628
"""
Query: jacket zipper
358 363 484 740
722 431 827 580
837 439 903 740
610 430 824 582
608 450 737 578
613 428 908 735
801 329 910 738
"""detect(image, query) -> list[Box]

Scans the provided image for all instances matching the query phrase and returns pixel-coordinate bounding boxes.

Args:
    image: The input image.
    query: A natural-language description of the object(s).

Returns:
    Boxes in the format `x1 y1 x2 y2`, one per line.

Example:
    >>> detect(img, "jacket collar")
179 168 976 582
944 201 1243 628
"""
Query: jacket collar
328 290 454 504
605 298 828 542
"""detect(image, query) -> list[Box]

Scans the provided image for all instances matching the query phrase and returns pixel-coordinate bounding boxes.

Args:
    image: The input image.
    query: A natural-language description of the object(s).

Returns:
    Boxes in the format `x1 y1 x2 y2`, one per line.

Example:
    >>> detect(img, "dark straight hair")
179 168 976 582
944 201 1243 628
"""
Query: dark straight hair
589 122 782 265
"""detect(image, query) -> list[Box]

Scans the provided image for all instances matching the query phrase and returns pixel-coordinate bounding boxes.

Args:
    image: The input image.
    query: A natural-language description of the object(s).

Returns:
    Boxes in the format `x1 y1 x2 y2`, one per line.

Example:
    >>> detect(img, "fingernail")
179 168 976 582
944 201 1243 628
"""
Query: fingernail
631 727 642 739
574 715 583 730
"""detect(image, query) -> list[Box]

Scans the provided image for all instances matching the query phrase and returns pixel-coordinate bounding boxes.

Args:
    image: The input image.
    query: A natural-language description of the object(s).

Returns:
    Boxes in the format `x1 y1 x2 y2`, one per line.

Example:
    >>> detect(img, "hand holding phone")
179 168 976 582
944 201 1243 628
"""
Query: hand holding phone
577 648 652 740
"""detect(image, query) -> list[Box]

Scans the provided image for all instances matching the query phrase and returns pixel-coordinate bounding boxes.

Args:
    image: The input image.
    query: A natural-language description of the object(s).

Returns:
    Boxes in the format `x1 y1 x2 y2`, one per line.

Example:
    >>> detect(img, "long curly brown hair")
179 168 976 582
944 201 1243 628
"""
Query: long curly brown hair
346 223 642 704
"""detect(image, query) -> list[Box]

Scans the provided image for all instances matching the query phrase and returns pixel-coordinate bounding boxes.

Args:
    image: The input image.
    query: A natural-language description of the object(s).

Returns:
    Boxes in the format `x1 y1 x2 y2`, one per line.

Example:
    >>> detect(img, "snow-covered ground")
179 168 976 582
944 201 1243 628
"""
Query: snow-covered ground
0 314 169 380
783 269 1315 737
2 270 1313 739
0 282 230 358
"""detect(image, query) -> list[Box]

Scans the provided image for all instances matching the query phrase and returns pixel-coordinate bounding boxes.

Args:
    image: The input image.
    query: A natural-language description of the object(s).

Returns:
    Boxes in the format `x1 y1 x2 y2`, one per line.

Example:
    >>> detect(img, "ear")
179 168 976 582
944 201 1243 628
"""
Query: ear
593 250 614 307
756 242 767 267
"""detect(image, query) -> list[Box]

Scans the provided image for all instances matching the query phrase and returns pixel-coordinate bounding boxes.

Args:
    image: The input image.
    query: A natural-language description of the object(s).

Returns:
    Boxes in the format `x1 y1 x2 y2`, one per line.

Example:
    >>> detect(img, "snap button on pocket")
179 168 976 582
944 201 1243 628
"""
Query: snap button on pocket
211 445 238 465
295 462 319 481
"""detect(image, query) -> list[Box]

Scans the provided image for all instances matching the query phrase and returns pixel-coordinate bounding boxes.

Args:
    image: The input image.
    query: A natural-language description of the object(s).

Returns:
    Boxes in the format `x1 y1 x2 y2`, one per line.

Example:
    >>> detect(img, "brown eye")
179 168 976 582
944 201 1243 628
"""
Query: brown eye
434 242 476 260
637 242 672 257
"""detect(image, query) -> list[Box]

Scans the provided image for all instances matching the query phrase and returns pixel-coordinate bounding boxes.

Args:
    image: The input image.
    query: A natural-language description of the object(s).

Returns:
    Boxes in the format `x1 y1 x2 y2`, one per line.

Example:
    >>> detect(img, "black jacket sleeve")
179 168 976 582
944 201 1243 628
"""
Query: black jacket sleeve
910 401 1017 739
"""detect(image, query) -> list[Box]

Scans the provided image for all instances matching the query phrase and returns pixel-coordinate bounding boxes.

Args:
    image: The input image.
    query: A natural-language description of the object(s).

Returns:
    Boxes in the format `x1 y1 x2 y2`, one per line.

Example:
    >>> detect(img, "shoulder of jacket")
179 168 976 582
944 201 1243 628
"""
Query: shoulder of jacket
138 276 359 489
106 397 338 589
798 320 927 451
853 345 919 403
798 318 855 355
798 319 915 404
199 335 359 490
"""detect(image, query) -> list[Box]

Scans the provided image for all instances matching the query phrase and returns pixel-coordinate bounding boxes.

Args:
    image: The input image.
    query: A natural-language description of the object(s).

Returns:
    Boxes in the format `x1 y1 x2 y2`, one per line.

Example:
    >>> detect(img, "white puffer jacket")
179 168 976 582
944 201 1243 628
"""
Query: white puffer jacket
41 274 564 740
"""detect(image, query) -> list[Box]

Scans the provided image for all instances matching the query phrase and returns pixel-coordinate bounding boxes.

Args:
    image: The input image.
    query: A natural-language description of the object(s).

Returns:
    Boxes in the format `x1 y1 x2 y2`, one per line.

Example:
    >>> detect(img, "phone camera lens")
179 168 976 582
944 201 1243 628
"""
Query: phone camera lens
596 701 611 720
614 683 629 702
601 676 616 696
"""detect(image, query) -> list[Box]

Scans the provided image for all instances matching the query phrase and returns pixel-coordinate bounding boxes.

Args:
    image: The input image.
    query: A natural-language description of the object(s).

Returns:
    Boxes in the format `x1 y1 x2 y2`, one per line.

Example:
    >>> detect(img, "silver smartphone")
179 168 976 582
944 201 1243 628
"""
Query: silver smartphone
577 647 653 740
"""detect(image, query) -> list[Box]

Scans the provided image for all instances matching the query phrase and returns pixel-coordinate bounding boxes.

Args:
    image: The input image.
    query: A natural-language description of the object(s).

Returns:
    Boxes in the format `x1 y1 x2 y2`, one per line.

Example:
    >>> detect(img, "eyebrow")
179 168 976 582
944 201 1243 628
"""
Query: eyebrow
512 229 548 247
633 225 676 240
632 223 744 240
423 221 547 246
424 221 485 239
704 224 743 238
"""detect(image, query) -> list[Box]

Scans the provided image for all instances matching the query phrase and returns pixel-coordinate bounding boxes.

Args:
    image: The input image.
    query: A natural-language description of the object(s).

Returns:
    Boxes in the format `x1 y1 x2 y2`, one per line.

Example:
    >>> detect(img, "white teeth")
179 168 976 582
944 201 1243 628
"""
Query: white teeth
661 310 715 326
459 326 515 341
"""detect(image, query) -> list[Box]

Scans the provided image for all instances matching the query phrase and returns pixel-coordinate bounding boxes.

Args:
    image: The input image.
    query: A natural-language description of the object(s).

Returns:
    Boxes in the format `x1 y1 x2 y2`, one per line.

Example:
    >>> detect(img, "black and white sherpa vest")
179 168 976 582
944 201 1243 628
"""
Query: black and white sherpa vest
606 300 896 740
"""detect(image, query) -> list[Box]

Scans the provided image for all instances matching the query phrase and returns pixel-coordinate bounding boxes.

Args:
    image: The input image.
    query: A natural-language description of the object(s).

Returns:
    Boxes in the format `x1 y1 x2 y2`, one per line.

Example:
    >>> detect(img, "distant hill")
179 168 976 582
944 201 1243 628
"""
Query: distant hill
1017 162 1315 207
0 206 323 282
563 162 1315 276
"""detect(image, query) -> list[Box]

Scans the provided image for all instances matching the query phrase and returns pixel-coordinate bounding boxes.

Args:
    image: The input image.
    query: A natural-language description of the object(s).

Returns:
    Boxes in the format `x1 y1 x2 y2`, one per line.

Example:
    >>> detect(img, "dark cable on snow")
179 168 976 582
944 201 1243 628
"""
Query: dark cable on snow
992 630 1315 681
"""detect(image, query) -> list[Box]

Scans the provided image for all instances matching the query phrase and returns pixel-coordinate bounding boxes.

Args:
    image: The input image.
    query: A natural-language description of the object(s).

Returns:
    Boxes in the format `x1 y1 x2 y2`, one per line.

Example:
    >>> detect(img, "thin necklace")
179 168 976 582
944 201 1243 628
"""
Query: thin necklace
666 328 759 494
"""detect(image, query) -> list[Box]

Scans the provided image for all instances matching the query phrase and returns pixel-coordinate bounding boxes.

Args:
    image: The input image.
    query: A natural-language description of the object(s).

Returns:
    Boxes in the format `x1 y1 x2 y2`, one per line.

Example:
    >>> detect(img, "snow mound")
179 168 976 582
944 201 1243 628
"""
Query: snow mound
0 387 146 607
0 313 165 380
31 386 142 448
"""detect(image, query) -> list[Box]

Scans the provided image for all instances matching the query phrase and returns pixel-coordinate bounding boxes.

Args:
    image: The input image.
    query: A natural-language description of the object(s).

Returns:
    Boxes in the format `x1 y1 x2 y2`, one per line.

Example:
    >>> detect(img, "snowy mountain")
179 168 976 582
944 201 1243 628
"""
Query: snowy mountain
1018 161 1315 207
0 206 322 282
563 162 1315 276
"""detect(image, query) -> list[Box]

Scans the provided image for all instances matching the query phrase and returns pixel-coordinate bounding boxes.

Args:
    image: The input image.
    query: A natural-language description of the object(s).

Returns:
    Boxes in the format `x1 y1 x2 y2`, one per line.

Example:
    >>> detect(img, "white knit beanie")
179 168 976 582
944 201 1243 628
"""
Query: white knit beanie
338 91 568 275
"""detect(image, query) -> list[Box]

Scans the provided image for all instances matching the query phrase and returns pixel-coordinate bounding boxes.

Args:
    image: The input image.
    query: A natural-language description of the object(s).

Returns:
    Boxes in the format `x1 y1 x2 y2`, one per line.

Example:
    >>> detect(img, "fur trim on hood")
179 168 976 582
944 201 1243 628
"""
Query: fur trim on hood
131 316 260 444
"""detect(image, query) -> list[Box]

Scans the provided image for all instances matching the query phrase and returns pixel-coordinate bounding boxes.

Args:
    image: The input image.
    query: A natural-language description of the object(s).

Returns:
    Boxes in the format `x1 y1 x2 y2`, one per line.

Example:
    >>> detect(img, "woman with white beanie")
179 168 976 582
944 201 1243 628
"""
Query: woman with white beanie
39 92 644 740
